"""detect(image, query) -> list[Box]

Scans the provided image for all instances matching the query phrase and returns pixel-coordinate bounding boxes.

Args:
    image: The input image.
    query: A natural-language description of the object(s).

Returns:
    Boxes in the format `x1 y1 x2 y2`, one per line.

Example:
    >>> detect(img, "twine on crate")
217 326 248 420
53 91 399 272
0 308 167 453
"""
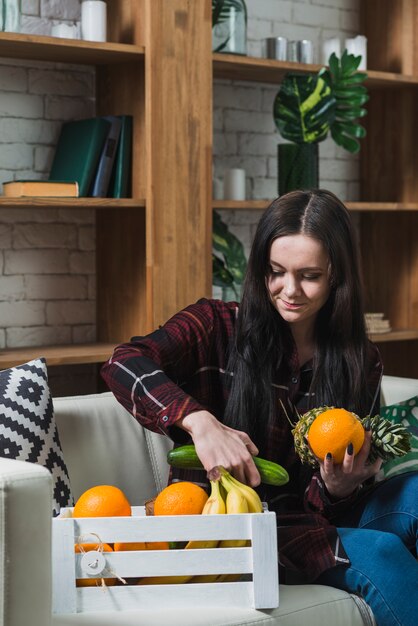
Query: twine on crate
76 533 127 587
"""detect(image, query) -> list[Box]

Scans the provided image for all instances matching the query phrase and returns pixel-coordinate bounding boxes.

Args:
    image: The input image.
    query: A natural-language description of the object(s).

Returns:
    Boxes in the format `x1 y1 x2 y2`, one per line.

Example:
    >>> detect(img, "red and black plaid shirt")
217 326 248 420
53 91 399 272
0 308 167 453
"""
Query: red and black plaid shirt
101 298 383 581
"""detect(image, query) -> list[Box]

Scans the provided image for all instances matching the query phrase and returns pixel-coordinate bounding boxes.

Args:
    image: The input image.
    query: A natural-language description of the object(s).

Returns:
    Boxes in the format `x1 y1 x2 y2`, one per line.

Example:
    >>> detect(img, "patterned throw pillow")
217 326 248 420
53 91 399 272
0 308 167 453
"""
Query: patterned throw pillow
380 396 418 478
0 357 73 515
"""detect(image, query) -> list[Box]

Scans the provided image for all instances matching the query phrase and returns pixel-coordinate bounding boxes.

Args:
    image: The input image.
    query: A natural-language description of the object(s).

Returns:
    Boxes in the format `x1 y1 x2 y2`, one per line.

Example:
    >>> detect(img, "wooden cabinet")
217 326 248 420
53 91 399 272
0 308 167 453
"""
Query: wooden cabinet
0 0 212 372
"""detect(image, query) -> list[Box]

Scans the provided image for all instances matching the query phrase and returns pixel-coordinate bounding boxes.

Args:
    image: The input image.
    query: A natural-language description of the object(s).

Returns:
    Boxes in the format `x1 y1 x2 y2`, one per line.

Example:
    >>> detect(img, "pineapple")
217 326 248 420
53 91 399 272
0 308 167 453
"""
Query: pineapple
292 406 411 468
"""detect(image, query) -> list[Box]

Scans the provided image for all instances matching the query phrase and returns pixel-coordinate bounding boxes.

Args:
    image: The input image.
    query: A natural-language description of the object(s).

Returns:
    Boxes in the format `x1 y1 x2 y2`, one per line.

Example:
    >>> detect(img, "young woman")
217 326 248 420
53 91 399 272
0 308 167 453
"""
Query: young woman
102 189 418 625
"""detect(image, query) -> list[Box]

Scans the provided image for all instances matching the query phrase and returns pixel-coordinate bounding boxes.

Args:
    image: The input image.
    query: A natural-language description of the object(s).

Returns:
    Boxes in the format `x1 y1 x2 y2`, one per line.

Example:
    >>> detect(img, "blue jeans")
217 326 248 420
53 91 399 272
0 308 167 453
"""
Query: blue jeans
316 471 418 626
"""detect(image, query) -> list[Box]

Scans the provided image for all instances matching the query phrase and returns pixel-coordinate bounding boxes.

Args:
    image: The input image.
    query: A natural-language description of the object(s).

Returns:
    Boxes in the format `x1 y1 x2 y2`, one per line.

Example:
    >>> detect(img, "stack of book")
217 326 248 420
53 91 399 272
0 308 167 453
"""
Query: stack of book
365 313 392 334
2 115 133 199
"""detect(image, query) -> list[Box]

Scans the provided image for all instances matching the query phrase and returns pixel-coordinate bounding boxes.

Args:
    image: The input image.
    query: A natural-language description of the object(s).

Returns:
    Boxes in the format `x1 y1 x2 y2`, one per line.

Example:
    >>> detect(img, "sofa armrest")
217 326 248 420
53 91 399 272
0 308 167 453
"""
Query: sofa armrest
0 458 52 626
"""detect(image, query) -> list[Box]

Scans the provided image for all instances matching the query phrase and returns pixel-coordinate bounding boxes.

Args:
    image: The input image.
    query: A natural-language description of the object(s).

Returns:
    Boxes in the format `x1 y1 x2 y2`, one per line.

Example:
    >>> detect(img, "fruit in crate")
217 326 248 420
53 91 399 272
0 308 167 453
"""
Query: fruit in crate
73 485 131 518
114 541 169 551
153 481 208 516
167 444 289 486
293 406 411 468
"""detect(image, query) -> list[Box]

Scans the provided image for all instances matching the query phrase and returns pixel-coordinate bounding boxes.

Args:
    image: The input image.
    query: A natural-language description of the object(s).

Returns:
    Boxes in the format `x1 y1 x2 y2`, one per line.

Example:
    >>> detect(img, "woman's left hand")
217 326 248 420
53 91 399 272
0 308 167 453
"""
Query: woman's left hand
319 428 383 499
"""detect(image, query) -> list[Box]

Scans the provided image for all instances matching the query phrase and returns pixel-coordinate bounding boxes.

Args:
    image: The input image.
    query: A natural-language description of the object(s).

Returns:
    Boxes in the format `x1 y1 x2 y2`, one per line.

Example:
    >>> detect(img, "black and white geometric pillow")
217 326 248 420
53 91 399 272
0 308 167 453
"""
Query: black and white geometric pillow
0 357 73 516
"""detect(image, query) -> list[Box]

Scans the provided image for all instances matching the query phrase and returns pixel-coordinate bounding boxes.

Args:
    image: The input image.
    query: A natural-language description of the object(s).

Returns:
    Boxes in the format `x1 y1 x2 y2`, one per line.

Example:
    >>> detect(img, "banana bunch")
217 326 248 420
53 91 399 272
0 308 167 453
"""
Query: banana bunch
190 467 263 584
140 469 263 585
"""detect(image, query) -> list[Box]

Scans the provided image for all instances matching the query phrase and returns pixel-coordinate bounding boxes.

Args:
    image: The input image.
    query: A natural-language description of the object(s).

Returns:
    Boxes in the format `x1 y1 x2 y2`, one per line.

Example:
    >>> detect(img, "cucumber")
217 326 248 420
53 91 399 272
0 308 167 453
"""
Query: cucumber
167 444 289 486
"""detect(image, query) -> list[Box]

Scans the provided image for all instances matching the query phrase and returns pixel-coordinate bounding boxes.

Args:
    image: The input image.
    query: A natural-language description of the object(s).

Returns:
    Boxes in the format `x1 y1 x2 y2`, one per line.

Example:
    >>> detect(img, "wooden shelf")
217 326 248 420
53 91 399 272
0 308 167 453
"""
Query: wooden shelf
0 32 144 65
369 329 418 343
213 53 418 88
0 197 145 209
213 200 269 210
213 200 418 212
0 343 116 370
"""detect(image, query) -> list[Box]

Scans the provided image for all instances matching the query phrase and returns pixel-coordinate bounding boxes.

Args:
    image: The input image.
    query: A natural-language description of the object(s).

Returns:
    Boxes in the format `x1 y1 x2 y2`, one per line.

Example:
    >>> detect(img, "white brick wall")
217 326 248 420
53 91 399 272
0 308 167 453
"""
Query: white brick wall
0 0 361 348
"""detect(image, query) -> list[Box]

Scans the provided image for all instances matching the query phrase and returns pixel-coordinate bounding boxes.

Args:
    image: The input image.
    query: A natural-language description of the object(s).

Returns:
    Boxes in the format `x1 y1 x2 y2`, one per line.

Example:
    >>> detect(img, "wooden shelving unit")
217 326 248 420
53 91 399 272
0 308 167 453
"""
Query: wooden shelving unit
0 0 212 374
1 0 417 378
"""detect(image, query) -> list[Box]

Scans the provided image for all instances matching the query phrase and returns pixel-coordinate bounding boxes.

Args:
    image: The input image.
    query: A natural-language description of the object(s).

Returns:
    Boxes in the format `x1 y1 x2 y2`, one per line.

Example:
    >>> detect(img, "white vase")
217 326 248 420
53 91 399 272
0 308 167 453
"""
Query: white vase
81 0 107 42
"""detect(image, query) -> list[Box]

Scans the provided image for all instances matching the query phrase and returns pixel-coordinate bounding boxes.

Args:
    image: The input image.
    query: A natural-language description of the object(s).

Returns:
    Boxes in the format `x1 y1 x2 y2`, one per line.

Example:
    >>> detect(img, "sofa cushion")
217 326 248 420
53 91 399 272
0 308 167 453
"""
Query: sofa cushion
0 357 73 515
51 584 374 626
380 395 418 478
53 392 172 505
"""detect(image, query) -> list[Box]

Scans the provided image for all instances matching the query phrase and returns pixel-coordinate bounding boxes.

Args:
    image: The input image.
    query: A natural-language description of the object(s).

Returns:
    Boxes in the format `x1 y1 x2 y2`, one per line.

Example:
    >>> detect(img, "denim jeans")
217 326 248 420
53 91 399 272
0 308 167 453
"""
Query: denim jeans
316 472 418 626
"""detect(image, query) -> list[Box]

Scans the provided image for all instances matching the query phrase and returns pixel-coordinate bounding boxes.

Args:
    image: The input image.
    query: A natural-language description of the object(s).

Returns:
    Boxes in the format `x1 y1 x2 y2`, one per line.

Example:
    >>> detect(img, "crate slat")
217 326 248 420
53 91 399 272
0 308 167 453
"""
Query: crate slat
77 581 255 612
250 512 279 609
75 546 252 578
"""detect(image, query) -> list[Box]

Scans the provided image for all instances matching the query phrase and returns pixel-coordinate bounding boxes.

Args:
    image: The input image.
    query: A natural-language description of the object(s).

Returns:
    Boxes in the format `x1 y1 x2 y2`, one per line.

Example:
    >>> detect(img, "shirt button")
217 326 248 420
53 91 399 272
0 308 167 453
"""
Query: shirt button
162 416 169 422
291 377 298 384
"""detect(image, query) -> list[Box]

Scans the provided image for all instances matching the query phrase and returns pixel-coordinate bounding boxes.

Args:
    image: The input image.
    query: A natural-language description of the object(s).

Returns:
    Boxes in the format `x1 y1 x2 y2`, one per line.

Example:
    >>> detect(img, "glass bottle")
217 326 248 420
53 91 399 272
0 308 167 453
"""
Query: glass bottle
3 0 21 33
212 0 247 56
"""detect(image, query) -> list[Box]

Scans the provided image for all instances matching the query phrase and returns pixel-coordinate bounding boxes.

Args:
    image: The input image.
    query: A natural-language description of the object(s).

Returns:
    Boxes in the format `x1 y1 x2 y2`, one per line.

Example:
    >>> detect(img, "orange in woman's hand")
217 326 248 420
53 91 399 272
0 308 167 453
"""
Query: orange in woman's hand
153 481 208 516
308 408 365 464
73 485 132 518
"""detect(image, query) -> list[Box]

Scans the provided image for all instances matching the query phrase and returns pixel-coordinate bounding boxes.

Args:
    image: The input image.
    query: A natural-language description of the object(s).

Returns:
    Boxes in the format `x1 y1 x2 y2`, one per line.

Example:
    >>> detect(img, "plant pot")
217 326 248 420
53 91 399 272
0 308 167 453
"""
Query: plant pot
278 143 319 196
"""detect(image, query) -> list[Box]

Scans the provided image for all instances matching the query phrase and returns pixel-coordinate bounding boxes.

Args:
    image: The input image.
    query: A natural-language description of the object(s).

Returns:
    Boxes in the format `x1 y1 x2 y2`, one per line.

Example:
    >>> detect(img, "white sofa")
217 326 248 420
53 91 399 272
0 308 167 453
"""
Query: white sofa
1 374 417 626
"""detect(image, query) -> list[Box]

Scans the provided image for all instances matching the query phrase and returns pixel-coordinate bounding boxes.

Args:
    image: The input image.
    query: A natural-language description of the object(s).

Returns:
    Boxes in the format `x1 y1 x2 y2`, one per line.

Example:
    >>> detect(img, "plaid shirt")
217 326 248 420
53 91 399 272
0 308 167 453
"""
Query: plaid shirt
101 298 383 581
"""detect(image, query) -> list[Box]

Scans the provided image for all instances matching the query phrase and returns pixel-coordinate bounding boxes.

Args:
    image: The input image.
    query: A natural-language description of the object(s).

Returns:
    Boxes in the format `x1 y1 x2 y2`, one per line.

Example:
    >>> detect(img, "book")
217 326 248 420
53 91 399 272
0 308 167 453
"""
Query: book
108 115 133 198
90 115 122 197
2 179 79 198
49 117 111 197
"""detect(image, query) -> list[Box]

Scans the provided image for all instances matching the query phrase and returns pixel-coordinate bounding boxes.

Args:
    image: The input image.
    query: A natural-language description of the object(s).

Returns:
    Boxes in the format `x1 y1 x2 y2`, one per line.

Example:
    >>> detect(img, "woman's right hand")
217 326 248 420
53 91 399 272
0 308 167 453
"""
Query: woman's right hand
178 410 261 487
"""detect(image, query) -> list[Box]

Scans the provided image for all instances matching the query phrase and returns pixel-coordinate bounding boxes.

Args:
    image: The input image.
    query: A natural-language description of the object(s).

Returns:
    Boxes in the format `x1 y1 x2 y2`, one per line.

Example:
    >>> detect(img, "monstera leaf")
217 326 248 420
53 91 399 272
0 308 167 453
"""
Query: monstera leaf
273 51 369 152
212 210 247 292
319 50 369 153
273 73 335 144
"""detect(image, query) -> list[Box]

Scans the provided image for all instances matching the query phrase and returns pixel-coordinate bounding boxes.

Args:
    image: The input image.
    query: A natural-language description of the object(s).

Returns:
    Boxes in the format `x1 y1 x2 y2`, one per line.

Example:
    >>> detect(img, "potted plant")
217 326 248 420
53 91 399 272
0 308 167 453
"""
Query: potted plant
212 210 247 301
273 50 369 195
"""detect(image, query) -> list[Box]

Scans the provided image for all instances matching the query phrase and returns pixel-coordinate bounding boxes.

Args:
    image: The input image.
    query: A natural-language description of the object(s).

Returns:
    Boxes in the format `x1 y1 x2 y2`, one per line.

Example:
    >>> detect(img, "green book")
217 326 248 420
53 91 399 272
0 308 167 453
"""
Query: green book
108 115 133 198
49 117 111 197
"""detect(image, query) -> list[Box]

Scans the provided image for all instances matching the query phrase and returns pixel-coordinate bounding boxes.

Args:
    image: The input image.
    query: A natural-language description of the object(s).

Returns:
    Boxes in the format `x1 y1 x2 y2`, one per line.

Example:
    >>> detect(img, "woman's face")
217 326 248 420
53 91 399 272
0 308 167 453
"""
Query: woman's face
267 234 331 331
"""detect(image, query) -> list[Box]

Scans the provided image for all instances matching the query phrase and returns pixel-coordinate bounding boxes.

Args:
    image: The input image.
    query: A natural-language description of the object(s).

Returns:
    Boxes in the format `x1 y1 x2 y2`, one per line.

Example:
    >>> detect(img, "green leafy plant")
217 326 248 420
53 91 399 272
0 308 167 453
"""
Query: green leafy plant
212 0 248 53
212 210 247 298
274 51 369 153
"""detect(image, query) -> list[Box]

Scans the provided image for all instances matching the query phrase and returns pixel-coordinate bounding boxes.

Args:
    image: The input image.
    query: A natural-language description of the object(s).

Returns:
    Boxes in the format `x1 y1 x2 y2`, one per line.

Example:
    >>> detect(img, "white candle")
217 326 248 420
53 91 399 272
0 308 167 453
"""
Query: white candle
223 169 246 201
345 35 367 70
322 37 341 65
81 1 107 43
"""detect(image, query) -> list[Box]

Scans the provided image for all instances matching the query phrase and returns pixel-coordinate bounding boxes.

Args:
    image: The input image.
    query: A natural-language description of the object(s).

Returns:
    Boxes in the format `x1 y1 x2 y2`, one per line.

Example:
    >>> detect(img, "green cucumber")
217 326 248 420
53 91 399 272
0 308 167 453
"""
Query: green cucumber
167 444 289 486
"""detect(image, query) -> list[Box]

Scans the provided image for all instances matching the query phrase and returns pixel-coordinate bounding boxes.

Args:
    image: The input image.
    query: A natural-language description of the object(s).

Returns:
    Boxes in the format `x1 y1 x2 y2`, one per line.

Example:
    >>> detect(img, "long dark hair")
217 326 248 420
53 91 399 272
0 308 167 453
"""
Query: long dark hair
224 189 373 450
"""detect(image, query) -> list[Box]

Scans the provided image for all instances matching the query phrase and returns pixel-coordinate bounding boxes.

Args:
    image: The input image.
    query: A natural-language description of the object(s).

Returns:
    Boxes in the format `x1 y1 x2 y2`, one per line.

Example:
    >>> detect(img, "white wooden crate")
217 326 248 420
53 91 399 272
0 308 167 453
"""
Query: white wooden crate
52 506 279 614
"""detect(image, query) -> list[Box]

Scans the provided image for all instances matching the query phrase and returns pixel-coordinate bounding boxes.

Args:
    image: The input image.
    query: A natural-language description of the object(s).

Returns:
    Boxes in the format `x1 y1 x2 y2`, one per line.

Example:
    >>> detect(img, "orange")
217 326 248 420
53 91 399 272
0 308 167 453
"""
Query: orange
73 485 131 518
308 408 365 464
74 542 116 587
153 481 208 516
114 541 169 551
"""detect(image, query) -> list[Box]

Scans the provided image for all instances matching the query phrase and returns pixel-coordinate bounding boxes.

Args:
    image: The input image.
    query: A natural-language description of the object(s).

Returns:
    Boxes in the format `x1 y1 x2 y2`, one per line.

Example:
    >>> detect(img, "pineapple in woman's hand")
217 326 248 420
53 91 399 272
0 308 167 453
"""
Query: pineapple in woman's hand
292 406 411 468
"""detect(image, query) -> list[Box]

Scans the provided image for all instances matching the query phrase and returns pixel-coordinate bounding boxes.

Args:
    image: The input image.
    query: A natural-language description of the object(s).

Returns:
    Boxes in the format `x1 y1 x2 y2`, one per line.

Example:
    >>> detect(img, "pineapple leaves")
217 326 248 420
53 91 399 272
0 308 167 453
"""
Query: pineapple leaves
273 74 335 144
274 50 369 153
212 210 247 291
